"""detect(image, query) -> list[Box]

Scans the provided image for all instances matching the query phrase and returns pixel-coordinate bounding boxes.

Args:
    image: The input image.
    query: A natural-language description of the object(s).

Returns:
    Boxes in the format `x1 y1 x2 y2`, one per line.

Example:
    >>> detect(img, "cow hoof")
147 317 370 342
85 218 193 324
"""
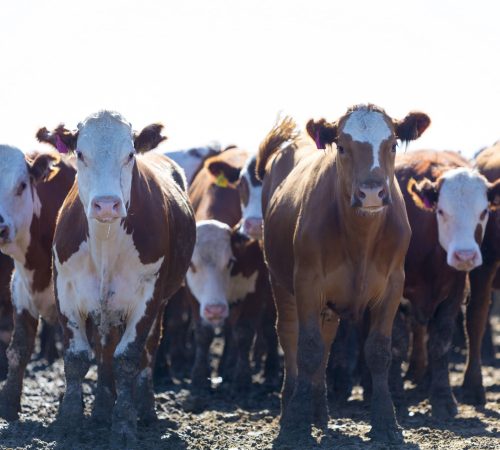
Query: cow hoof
0 401 19 422
368 424 404 444
462 385 486 406
431 397 458 419
138 408 158 426
183 393 208 413
110 426 137 449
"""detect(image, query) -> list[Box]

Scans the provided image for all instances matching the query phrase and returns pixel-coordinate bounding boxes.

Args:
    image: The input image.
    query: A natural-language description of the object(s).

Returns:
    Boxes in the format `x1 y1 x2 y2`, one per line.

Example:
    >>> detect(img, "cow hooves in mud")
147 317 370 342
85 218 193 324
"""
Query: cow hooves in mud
462 383 486 406
368 424 404 444
431 392 458 419
0 389 20 421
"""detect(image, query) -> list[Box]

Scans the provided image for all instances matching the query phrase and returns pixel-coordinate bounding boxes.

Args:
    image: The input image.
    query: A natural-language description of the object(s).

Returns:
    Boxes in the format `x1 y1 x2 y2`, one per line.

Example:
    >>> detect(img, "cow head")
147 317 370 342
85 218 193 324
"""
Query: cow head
186 220 234 327
37 111 166 224
307 104 430 213
408 167 500 271
0 146 60 259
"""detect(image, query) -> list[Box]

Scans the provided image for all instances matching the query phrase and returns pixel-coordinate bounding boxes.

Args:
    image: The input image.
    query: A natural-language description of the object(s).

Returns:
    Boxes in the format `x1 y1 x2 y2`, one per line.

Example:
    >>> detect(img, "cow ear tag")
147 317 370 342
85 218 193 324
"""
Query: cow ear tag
215 172 229 188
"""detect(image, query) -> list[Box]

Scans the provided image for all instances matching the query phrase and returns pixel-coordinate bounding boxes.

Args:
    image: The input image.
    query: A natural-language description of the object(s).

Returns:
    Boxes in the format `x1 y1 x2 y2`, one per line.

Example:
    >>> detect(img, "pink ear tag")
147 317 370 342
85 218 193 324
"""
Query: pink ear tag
314 130 324 150
55 135 68 154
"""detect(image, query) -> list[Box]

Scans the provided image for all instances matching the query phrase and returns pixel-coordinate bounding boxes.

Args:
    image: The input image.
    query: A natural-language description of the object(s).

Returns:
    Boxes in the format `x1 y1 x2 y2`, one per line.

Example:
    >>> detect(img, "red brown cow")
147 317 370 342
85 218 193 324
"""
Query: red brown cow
39 111 195 447
463 141 500 404
0 146 75 420
394 150 500 417
257 105 430 443
186 148 277 393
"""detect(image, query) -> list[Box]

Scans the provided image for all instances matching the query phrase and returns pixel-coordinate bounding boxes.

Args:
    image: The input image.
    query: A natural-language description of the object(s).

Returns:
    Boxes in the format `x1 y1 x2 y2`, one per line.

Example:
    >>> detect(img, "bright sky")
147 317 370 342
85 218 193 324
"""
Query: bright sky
0 0 498 157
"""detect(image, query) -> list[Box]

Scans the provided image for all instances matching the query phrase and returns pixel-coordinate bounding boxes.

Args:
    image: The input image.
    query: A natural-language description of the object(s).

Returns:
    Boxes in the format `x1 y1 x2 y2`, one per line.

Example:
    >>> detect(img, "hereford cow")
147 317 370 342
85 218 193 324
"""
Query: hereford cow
463 141 500 405
394 150 500 418
257 105 430 443
186 149 277 393
38 111 195 446
0 146 75 420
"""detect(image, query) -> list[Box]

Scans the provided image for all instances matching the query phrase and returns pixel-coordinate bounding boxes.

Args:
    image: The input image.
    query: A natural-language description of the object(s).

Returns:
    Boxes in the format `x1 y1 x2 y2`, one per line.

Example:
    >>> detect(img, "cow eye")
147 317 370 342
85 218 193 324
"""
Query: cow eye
227 257 236 269
480 209 488 220
128 152 135 162
437 209 444 216
16 181 27 196
391 143 398 153
76 151 84 162
337 145 345 155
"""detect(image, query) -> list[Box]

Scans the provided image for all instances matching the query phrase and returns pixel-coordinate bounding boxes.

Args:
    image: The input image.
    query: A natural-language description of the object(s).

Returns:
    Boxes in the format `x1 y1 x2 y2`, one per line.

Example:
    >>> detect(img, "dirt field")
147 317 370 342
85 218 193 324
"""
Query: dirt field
0 317 498 450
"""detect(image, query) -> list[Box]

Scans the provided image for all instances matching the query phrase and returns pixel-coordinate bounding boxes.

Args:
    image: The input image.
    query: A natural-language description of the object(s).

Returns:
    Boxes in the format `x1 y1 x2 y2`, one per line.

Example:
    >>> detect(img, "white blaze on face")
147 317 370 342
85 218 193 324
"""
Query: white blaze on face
0 146 36 260
186 220 234 326
436 168 490 271
76 111 135 220
342 109 392 170
238 156 263 240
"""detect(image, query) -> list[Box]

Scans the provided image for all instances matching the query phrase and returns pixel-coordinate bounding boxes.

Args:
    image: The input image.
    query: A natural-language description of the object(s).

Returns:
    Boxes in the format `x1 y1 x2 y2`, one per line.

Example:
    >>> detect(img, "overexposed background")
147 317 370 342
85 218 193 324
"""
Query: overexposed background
0 0 498 157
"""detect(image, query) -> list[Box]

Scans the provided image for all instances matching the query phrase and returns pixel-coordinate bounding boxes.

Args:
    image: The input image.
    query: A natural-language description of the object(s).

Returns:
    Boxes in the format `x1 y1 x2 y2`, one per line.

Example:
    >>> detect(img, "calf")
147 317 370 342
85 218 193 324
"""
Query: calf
0 146 75 420
394 149 500 417
463 141 500 404
39 111 195 446
187 149 276 392
257 105 430 443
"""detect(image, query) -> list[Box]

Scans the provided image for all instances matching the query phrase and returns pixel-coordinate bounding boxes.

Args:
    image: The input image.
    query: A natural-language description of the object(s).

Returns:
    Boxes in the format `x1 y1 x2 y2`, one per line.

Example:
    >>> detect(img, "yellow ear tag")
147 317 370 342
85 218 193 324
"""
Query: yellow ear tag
215 172 229 188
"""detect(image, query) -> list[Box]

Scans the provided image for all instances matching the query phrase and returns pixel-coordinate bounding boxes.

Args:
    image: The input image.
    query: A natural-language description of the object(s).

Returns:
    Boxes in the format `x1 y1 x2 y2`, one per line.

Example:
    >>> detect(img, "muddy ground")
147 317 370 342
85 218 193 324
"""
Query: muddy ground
0 318 499 450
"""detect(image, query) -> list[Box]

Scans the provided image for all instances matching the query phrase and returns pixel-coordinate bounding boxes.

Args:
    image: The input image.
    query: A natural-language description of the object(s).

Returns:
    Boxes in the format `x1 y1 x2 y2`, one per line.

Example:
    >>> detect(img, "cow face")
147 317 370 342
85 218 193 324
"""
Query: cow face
307 105 430 213
37 111 166 224
237 156 263 240
409 168 500 271
186 220 234 327
0 146 59 259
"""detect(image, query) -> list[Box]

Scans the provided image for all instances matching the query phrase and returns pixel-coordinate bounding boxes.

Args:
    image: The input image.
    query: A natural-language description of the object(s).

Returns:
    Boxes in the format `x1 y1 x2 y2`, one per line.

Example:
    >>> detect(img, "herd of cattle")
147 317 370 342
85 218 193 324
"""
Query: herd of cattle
0 105 498 446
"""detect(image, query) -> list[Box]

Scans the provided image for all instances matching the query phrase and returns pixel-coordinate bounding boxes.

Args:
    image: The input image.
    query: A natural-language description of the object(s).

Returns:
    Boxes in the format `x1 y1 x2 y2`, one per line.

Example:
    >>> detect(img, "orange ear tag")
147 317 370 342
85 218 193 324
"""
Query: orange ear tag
215 172 229 188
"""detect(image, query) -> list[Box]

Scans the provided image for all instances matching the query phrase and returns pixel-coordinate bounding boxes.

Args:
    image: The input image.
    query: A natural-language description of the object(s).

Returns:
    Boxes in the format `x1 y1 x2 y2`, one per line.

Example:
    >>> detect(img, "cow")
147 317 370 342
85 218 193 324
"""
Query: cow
257 105 430 443
0 252 14 380
0 146 75 420
463 141 500 405
393 149 500 418
38 111 196 446
163 143 222 185
186 148 277 394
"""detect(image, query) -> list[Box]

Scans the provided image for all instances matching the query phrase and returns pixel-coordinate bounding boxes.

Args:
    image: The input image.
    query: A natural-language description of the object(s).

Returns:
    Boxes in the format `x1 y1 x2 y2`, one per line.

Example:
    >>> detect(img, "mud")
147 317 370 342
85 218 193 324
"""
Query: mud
0 318 499 450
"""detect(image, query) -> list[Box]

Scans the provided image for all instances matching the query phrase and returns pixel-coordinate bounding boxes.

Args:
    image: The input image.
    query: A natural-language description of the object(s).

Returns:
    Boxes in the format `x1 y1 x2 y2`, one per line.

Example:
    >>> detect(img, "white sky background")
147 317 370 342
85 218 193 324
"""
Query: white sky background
0 0 498 157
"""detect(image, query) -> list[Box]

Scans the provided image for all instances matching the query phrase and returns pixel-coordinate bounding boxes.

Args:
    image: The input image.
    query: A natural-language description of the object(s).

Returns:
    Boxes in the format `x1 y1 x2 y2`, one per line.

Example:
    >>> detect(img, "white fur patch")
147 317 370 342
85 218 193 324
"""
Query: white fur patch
54 221 164 356
343 109 391 170
228 271 258 304
239 158 263 224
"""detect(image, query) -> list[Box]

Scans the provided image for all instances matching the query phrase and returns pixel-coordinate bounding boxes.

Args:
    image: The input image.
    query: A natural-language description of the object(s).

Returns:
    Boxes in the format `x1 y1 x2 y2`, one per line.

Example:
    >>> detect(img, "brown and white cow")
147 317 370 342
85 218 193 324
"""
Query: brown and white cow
0 146 75 420
39 111 195 446
186 148 277 392
463 141 500 405
257 105 430 443
393 149 500 417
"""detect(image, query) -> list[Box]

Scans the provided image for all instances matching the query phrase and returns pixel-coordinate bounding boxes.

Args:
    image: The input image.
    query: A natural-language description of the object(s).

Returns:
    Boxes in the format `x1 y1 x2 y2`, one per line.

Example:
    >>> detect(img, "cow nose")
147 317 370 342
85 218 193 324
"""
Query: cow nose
0 224 10 241
454 250 477 263
243 217 263 240
357 185 386 208
90 196 123 222
203 304 228 326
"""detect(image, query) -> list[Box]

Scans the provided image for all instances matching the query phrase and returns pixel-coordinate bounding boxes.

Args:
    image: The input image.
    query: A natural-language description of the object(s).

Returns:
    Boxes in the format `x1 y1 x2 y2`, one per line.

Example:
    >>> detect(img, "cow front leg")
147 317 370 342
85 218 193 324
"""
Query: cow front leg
389 308 410 415
190 320 215 392
463 261 497 405
366 272 404 444
0 310 38 421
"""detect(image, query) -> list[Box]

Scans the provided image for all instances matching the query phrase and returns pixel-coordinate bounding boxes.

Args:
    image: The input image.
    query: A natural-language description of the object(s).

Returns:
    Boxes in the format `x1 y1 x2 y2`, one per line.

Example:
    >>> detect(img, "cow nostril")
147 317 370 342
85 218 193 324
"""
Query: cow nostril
0 226 9 239
378 188 386 199
357 189 366 199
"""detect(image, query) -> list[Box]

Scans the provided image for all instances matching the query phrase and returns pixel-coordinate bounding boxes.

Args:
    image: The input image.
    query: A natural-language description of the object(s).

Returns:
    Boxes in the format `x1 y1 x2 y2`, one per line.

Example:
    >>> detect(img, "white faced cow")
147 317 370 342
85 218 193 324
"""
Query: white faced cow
38 111 195 447
0 145 75 421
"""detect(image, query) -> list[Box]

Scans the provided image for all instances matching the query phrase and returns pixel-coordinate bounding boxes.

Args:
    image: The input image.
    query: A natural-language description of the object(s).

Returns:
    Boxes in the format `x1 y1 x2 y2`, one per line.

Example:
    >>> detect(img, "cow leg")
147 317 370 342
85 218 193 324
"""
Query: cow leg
137 313 164 424
427 280 465 419
365 272 403 444
406 320 428 383
389 308 410 414
271 277 298 421
0 310 38 421
463 261 497 405
111 302 162 448
191 320 215 392
262 300 280 385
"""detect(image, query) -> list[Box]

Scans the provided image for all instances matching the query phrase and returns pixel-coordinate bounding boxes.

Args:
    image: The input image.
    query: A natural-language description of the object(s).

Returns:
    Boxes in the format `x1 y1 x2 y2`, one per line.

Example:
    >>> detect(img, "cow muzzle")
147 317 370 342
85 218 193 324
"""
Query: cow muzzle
89 195 125 223
353 182 391 210
202 303 229 327
241 217 263 240
449 248 481 271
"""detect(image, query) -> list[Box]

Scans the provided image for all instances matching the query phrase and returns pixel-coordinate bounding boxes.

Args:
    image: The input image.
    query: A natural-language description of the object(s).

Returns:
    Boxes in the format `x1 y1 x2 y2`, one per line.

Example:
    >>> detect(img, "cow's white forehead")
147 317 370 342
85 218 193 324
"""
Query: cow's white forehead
342 109 391 170
77 110 133 152
439 168 488 209
0 145 29 187
194 220 232 263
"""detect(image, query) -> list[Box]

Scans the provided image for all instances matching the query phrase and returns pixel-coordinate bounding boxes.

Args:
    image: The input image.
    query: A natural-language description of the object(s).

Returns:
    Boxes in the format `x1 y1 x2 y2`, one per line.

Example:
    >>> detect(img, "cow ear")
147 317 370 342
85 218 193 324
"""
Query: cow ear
206 159 241 186
487 179 500 211
306 118 338 150
133 123 167 153
394 112 431 143
36 125 78 154
407 177 438 211
28 152 61 183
